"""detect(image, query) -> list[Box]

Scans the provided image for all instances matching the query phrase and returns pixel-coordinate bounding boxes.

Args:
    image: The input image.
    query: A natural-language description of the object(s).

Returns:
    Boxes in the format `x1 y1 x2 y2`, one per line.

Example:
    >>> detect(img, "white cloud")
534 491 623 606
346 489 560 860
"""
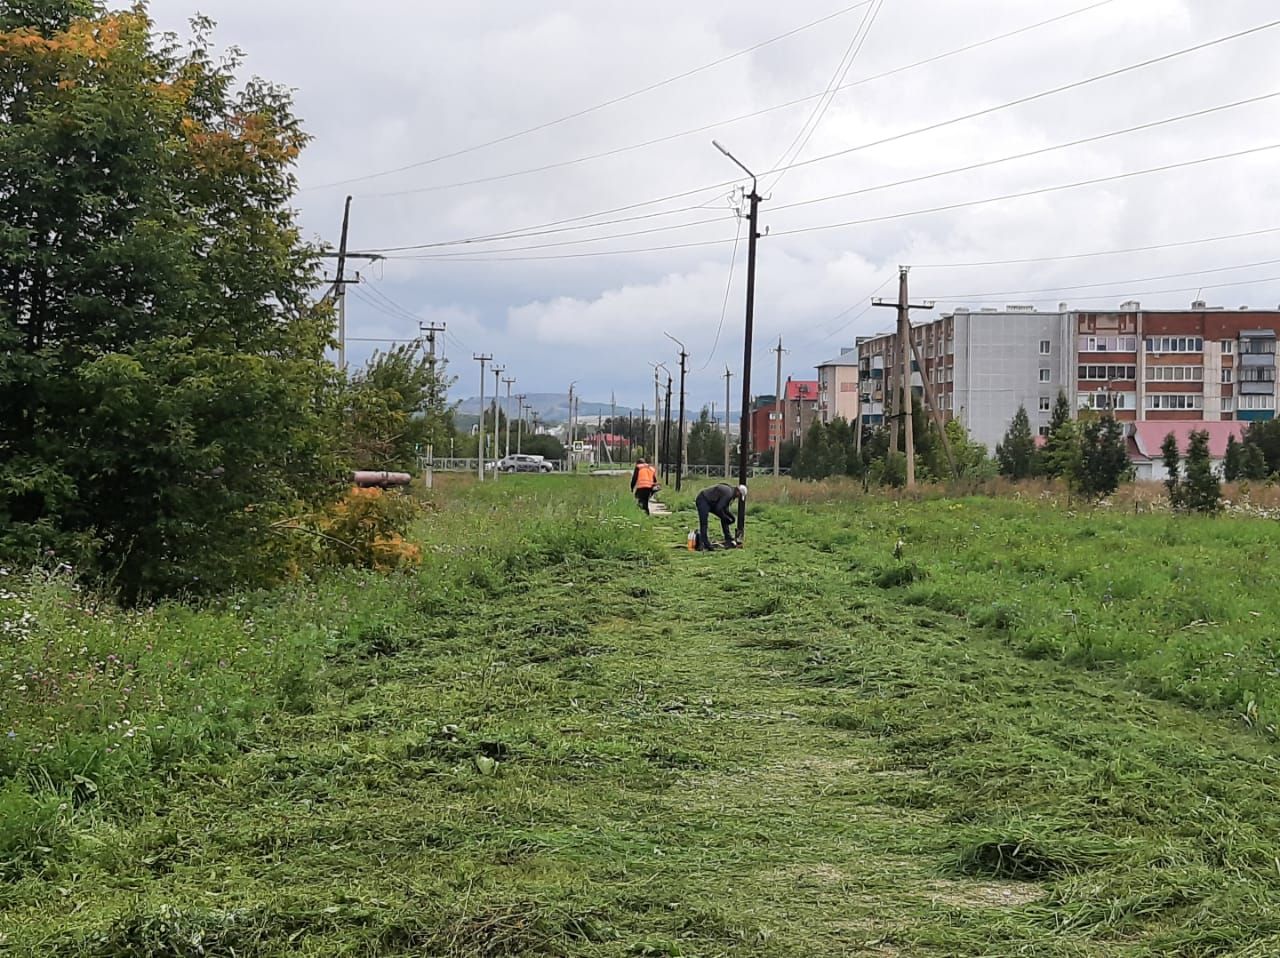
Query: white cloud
145 0 1280 410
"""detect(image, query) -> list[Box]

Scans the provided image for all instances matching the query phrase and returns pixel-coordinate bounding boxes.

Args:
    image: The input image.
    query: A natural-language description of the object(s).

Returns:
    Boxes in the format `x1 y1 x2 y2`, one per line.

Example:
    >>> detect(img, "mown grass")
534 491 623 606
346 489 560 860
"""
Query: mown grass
2 475 1279 956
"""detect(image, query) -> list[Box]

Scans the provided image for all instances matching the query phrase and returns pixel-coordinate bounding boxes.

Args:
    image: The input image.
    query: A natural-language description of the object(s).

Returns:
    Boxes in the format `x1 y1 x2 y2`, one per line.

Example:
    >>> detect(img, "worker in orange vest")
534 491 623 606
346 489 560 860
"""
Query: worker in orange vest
630 457 659 514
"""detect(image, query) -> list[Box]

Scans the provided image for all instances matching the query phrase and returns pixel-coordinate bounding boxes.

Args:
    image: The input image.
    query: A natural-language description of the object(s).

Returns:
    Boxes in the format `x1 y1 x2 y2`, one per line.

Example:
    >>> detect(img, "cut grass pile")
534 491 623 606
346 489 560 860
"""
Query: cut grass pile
2 475 1279 956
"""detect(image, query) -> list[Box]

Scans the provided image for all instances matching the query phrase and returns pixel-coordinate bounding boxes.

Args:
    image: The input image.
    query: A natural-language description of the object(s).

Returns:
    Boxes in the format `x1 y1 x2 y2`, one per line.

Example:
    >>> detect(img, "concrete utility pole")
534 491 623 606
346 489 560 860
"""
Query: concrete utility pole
874 267 935 489
714 140 762 539
666 333 688 491
773 337 787 477
503 376 516 458
662 371 674 485
491 365 504 478
567 382 576 471
650 365 664 472
473 354 492 481
723 366 734 479
515 395 526 455
419 322 446 363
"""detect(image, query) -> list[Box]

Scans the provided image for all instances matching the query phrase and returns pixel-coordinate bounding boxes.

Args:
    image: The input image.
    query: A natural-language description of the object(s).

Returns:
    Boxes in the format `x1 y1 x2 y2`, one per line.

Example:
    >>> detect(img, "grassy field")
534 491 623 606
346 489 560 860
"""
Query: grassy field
3 476 1280 956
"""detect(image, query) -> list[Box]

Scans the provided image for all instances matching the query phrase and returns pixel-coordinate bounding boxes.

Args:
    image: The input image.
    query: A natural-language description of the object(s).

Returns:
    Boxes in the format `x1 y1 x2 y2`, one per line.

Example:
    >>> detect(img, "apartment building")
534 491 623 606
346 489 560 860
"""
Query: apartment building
816 349 860 424
855 300 1280 453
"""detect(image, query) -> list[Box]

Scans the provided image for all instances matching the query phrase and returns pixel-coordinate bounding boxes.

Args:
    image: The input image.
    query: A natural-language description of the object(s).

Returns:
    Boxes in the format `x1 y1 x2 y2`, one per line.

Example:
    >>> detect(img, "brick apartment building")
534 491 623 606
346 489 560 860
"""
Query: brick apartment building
856 300 1280 453
748 380 821 456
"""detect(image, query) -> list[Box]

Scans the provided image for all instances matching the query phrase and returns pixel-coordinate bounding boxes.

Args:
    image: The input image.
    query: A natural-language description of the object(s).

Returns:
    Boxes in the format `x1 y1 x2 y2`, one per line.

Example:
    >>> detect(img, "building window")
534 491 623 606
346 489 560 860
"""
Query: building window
1145 394 1204 410
1240 338 1277 355
1240 395 1276 411
1040 340 1051 355
1039 369 1051 383
1222 340 1235 354
1079 335 1138 353
1222 369 1234 384
1039 397 1051 412
1144 336 1204 354
1146 365 1204 382
1081 392 1131 411
1079 364 1137 381
1239 367 1277 383
1038 425 1051 437
1223 397 1235 412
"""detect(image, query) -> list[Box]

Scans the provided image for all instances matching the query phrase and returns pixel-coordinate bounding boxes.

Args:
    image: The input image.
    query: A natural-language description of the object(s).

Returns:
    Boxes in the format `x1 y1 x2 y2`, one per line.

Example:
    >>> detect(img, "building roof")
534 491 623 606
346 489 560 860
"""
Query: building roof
1130 421 1245 461
817 354 860 367
785 380 819 401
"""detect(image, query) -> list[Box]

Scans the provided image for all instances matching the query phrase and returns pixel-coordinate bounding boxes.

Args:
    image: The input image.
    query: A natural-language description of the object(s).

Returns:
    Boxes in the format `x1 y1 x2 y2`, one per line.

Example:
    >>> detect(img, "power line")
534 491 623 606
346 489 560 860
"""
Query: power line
359 207 732 254
769 142 1280 240
770 89 1280 215
385 236 740 263
699 212 745 372
768 0 886 193
913 226 1280 269
358 0 1117 201
352 15 1279 256
306 0 874 191
932 257 1280 302
938 272 1280 307
383 129 1280 264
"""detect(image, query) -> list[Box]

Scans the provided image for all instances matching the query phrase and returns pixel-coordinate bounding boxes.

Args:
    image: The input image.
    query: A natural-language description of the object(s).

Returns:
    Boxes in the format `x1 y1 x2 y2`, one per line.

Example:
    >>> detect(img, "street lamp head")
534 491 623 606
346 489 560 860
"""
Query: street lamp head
712 139 730 157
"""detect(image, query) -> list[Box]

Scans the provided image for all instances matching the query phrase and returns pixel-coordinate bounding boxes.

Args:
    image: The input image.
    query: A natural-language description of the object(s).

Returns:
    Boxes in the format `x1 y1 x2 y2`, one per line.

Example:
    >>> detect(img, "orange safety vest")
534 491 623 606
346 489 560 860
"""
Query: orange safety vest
634 464 657 489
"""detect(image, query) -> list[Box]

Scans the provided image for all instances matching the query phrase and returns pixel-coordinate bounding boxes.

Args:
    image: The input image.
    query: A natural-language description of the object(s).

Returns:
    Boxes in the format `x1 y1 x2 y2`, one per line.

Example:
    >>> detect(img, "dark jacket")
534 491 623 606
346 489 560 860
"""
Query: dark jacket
697 483 738 518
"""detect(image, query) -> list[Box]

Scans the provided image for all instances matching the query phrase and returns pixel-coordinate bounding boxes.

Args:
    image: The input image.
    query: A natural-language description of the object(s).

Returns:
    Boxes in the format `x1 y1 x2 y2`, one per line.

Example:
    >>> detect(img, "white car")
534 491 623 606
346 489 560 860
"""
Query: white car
497 454 554 473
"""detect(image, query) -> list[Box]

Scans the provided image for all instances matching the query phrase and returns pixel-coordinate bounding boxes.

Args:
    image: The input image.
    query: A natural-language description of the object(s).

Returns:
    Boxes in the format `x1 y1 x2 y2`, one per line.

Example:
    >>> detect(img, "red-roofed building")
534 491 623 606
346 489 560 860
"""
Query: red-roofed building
1128 421 1246 481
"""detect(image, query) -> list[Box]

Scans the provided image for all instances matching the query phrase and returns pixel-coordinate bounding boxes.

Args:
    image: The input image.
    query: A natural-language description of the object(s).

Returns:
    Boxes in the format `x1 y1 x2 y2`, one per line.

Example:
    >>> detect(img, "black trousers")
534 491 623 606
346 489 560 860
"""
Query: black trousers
695 493 733 550
635 488 653 514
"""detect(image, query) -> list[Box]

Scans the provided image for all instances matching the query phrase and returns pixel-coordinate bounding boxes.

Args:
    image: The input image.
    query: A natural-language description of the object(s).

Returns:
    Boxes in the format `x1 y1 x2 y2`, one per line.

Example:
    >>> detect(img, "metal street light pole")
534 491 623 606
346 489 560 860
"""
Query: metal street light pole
714 140 762 539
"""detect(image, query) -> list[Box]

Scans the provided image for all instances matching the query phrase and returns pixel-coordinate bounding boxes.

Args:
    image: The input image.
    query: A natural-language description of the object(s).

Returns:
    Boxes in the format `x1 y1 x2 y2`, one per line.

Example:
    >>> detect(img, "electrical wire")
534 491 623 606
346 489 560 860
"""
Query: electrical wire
931 257 1280 302
698 210 745 372
937 272 1280 307
305 0 875 191
913 226 1280 269
768 0 886 193
769 90 1280 216
353 16 1280 256
385 236 741 263
380 123 1280 263
769 143 1280 240
359 0 1117 201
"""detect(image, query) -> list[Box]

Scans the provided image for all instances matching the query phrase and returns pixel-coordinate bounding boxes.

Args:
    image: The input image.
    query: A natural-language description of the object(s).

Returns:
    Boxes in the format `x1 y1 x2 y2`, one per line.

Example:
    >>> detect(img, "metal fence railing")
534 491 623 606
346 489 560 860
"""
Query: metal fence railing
416 458 787 478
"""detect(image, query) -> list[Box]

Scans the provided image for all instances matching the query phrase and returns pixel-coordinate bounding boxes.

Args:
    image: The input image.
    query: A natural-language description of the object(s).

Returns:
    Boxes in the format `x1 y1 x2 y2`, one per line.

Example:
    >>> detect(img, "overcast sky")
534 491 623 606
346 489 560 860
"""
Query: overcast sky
146 0 1280 413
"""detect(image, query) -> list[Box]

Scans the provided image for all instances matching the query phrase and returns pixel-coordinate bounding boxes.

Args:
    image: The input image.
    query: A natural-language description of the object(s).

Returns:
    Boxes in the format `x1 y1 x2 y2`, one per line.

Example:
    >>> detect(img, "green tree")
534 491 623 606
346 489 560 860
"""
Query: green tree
792 420 832 481
1161 433 1183 507
1182 430 1222 514
1224 434 1243 482
943 419 996 479
686 407 726 466
1076 416 1129 500
0 5 339 599
1242 420 1280 476
1041 392 1080 479
1244 443 1269 481
344 345 455 470
996 406 1037 480
520 434 565 462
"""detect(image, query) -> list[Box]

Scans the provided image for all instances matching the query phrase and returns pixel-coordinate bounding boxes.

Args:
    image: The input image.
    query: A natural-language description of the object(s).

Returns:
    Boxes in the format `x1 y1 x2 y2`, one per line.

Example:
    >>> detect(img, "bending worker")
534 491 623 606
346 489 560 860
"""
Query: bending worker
631 457 659 514
694 482 746 551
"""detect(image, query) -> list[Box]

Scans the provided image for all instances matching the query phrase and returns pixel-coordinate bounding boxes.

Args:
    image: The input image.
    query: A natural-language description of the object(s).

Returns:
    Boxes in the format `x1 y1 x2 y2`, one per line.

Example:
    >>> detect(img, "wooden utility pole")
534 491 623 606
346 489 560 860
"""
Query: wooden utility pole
473 354 492 481
723 366 733 480
908 336 959 479
874 267 934 489
773 338 787 476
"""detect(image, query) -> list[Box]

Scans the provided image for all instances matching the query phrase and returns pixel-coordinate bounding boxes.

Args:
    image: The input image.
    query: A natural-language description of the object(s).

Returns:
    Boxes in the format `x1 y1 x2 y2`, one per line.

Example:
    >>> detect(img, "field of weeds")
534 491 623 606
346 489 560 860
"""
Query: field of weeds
3 475 1280 956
